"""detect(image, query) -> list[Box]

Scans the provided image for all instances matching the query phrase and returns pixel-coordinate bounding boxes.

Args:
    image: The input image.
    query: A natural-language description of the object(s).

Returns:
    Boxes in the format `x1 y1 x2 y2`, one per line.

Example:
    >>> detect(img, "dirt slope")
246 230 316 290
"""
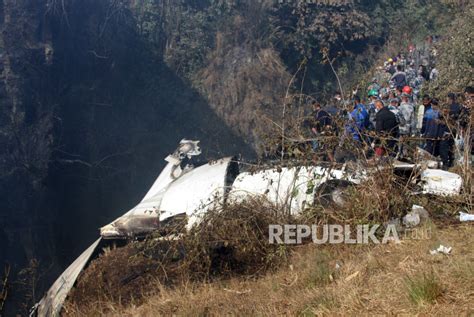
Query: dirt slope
64 223 473 316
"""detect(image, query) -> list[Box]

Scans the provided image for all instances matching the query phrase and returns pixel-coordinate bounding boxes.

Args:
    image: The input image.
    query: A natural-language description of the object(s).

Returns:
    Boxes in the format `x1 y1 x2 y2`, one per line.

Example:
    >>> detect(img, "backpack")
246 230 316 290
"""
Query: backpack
389 106 405 126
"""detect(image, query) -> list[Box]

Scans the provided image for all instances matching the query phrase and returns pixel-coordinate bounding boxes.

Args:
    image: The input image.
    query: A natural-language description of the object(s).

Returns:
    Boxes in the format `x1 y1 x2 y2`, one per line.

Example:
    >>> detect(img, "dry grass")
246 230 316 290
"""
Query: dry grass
63 198 293 314
65 223 474 316
406 271 443 305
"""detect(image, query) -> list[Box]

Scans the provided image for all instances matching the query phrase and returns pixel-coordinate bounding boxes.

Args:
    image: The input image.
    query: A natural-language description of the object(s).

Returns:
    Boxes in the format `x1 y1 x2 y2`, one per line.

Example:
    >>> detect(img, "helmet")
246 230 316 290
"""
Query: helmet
388 58 393 63
368 89 378 97
402 86 413 94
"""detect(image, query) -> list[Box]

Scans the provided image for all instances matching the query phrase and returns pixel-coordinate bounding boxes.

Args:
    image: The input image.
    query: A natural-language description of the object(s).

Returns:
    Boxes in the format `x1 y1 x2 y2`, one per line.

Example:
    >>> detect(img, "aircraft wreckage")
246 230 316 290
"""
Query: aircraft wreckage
32 139 463 316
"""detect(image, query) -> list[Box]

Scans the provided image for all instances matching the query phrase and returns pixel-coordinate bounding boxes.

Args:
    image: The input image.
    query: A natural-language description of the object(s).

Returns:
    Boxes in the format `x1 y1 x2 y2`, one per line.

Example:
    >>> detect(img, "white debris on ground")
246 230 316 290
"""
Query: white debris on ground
403 204 430 227
459 212 474 222
430 245 452 255
420 169 463 196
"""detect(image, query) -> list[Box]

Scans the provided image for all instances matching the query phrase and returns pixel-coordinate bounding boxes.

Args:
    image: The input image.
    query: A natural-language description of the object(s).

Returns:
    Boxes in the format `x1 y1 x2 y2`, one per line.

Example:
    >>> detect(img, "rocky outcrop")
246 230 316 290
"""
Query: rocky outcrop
0 0 54 270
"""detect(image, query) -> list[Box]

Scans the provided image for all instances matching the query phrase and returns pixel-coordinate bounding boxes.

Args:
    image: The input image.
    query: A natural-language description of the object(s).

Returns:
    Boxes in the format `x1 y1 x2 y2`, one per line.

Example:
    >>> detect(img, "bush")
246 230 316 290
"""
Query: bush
65 198 291 310
406 271 443 305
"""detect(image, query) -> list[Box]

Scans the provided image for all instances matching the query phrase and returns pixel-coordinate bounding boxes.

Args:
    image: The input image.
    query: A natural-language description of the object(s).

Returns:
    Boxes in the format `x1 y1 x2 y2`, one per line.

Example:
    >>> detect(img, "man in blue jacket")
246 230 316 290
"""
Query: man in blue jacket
423 98 440 155
346 95 369 143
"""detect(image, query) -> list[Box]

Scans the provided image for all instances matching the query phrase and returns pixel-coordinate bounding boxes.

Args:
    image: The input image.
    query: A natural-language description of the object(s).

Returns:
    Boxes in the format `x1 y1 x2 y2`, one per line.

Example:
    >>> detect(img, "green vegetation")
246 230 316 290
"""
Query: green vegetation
406 271 443 305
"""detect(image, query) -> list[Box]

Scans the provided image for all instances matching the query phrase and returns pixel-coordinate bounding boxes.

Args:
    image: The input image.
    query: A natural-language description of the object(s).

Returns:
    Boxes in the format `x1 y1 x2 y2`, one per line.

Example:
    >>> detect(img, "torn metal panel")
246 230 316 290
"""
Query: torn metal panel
100 140 202 238
228 166 362 214
32 238 102 317
141 139 201 202
421 169 462 196
100 192 165 238
101 157 234 237
159 157 237 229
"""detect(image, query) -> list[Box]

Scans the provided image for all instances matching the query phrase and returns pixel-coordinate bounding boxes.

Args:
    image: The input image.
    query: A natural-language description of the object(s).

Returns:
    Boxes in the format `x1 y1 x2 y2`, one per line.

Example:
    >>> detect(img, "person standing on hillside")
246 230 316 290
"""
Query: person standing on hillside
418 65 429 81
366 89 379 130
438 106 454 169
345 96 369 143
412 68 425 99
367 77 381 93
388 97 401 120
461 86 473 156
429 66 439 81
447 93 461 121
325 92 343 116
417 95 432 135
374 100 399 157
398 93 416 157
399 93 416 135
390 65 407 90
309 101 332 149
423 98 440 155
386 59 396 75
406 62 417 87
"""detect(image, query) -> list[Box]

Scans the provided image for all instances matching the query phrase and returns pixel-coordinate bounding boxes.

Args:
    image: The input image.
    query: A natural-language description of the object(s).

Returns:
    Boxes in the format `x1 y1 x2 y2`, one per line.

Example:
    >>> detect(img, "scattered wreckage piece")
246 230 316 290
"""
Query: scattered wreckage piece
420 169 463 196
100 157 237 237
403 204 430 227
32 139 204 316
31 238 102 317
459 212 474 222
391 161 462 196
32 140 464 316
228 166 363 213
100 139 206 238
430 244 452 255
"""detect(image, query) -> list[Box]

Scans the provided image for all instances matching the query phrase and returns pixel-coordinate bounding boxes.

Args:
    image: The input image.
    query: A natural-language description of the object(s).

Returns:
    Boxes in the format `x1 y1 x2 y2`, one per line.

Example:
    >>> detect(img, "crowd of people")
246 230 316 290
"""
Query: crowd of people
308 45 472 169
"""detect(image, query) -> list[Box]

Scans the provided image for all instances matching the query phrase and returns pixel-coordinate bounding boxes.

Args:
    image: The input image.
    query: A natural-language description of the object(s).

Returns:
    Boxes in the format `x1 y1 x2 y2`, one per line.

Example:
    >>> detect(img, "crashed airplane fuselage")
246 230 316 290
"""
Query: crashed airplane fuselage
32 140 463 316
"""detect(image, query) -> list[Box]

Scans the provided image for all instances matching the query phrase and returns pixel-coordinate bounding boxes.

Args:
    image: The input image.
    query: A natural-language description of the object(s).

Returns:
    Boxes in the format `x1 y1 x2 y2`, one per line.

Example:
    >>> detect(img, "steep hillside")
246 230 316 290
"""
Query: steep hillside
64 224 474 316
0 0 252 313
0 0 470 314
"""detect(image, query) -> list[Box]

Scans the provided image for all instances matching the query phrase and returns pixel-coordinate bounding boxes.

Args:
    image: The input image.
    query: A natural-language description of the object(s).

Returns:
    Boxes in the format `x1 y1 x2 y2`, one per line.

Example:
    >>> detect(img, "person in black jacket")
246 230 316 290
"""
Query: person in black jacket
310 101 332 134
390 65 407 89
307 101 332 152
447 93 461 120
374 100 399 157
438 107 452 169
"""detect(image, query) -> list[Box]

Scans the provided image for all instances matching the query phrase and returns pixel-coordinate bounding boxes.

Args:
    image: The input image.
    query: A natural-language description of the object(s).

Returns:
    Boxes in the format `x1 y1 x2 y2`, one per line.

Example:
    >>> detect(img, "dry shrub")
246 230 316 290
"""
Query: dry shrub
65 197 291 312
305 166 416 227
183 197 292 278
415 194 468 222
65 242 172 310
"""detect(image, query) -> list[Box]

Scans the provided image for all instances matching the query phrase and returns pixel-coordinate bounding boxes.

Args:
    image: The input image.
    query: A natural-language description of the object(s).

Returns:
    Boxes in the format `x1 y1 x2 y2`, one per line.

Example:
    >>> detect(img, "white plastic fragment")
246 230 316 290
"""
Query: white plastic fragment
459 212 474 222
411 205 429 220
403 205 429 227
430 245 452 255
403 212 420 227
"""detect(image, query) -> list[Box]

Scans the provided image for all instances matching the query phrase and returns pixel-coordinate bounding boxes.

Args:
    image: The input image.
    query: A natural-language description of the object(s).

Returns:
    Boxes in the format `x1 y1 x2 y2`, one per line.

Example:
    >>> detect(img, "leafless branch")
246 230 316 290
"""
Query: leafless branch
87 50 109 59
